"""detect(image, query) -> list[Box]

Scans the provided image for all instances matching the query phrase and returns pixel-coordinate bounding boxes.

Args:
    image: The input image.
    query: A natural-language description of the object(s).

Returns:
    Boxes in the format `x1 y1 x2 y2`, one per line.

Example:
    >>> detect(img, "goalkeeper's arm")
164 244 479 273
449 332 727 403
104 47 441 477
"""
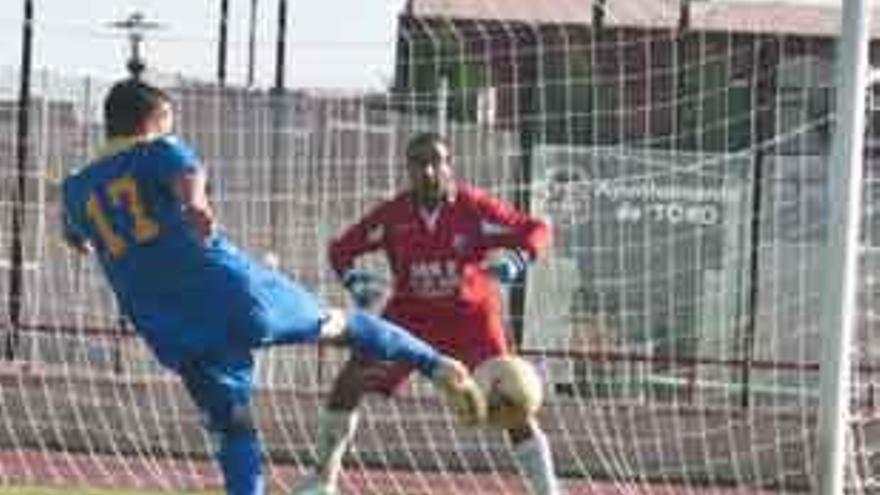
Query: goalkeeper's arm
328 210 390 309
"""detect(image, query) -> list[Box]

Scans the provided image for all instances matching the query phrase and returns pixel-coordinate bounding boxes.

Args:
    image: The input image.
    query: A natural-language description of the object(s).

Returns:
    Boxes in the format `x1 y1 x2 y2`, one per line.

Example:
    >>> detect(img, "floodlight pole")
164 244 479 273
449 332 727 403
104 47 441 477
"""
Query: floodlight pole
818 0 871 493
247 0 258 87
217 0 229 86
269 0 289 252
109 12 164 79
274 0 288 91
6 0 34 360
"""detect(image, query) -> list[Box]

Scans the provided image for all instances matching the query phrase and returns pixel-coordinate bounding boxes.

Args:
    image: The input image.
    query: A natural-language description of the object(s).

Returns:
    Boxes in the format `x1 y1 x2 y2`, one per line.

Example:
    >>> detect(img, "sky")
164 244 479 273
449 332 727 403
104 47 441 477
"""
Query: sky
0 0 865 94
0 0 408 90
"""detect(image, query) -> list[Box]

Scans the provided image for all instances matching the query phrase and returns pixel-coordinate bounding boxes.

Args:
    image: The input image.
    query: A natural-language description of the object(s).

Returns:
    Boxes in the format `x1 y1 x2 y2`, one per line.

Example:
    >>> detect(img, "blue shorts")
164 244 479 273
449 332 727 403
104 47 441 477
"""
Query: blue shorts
127 243 325 369
225 261 327 348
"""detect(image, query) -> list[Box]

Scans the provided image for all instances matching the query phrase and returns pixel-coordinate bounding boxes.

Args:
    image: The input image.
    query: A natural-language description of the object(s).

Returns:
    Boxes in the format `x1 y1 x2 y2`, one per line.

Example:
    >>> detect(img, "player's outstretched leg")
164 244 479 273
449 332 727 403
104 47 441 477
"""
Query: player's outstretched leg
263 285 485 422
261 280 481 416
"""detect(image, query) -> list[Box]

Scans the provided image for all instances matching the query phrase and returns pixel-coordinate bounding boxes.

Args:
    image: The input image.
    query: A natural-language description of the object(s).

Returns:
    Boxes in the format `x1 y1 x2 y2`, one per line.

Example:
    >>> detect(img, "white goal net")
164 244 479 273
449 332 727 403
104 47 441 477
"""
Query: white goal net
1 0 879 493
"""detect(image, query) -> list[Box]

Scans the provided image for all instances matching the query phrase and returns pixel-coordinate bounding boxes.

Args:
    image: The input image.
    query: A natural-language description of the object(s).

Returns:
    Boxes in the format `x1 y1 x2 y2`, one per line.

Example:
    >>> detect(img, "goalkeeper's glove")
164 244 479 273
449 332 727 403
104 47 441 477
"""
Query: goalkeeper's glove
341 268 386 310
484 248 531 285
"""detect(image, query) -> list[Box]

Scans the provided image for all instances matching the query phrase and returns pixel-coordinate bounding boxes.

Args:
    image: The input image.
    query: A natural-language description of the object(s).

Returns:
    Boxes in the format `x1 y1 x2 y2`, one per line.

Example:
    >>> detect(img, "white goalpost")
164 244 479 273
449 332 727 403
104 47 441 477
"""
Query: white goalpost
818 0 872 493
0 0 879 494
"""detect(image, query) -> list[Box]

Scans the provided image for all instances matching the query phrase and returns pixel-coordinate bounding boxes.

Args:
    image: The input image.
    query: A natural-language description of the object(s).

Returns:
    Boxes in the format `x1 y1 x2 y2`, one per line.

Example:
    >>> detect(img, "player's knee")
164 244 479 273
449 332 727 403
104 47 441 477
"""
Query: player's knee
229 402 256 435
214 402 256 437
207 403 257 458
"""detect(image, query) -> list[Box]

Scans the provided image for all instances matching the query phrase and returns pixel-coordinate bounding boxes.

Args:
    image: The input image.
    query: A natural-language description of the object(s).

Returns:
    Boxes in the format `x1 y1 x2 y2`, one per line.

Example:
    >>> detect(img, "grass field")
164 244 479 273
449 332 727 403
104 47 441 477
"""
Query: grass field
0 488 218 495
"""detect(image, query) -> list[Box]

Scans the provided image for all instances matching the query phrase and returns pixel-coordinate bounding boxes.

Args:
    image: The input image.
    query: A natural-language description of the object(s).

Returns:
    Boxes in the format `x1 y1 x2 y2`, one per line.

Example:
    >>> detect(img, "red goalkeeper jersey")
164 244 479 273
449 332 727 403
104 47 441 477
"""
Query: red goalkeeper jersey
328 183 551 356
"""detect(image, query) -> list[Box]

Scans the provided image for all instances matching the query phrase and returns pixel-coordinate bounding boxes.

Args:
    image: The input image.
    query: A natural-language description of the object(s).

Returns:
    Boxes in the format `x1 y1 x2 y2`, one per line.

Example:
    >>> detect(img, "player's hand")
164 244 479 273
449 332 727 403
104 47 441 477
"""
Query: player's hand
341 269 386 310
484 248 529 285
430 356 487 426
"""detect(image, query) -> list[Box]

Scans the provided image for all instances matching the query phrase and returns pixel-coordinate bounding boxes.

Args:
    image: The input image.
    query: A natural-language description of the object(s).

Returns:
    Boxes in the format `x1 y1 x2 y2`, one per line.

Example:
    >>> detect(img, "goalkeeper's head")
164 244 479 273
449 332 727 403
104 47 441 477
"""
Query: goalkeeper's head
406 132 456 210
104 78 173 139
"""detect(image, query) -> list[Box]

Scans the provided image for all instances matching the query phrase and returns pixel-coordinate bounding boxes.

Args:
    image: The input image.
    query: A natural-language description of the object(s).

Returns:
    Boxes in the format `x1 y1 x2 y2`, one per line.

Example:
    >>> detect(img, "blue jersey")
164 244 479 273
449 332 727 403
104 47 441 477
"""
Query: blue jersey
61 136 323 368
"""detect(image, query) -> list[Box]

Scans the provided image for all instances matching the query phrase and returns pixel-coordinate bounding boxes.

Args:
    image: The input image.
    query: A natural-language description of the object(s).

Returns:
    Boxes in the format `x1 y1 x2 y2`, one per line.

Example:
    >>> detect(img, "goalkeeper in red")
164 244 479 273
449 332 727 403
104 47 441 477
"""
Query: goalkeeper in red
59 79 483 495
299 132 561 495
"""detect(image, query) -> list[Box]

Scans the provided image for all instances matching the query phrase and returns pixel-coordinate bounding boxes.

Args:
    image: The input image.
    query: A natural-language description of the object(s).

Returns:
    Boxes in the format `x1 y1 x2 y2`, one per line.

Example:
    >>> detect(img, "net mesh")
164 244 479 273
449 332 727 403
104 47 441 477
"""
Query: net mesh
1 1 879 493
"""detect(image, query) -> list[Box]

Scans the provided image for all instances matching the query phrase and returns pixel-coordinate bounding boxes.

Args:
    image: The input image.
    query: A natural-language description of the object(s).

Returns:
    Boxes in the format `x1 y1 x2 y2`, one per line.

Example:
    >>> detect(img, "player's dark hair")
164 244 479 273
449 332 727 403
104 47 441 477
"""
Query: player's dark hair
103 78 170 138
405 132 449 164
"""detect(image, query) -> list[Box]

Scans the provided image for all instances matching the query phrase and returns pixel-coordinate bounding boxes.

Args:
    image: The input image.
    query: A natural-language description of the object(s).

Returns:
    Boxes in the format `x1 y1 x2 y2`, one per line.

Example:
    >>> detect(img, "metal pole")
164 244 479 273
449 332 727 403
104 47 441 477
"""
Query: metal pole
217 0 229 86
511 27 540 347
818 0 871 493
592 0 606 31
6 0 33 360
741 39 778 409
437 76 448 135
269 0 289 252
247 0 258 87
274 0 288 91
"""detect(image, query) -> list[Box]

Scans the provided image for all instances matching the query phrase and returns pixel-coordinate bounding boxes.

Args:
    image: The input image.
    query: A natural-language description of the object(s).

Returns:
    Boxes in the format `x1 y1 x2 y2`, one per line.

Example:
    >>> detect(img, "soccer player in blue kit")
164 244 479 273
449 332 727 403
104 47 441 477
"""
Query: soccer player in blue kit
59 78 484 495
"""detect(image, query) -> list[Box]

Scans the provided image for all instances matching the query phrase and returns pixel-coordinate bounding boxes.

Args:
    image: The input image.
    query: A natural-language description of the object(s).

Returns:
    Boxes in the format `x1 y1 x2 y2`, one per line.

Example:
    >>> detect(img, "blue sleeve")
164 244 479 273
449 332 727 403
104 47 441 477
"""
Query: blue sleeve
149 135 202 184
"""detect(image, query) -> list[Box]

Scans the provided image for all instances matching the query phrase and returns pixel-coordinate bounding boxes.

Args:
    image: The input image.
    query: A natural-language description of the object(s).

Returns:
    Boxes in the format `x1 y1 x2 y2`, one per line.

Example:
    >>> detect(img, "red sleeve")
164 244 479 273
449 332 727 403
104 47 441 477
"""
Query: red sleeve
466 185 551 259
327 202 390 277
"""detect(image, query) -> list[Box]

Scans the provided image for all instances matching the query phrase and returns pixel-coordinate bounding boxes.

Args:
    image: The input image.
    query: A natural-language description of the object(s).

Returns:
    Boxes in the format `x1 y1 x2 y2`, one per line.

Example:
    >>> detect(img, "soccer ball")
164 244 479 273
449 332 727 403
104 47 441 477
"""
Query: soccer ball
474 355 543 429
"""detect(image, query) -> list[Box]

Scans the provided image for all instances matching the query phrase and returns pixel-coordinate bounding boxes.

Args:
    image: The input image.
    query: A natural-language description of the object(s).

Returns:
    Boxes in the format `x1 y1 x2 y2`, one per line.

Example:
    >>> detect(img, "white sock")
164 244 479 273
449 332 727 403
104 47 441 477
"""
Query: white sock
315 408 360 488
513 427 561 495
